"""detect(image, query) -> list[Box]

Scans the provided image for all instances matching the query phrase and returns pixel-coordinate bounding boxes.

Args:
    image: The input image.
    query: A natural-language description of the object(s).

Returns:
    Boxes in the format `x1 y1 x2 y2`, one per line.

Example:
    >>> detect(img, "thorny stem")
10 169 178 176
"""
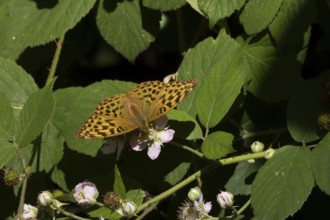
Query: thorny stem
13 139 25 172
13 139 28 218
17 36 66 217
227 198 251 219
171 141 204 158
219 151 268 165
235 198 251 216
136 201 159 220
172 141 271 165
45 34 65 87
17 166 33 219
136 165 216 214
55 207 90 220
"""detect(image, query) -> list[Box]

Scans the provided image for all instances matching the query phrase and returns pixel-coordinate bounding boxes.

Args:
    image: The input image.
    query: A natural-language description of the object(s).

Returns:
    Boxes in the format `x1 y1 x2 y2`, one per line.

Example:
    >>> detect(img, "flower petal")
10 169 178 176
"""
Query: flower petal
74 182 99 205
147 142 161 160
203 201 212 214
158 129 175 143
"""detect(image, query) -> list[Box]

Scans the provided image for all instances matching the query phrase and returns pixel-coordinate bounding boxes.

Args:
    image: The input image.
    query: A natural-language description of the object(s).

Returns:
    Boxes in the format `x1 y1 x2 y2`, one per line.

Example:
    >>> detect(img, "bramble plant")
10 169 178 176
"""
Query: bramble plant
1 0 330 220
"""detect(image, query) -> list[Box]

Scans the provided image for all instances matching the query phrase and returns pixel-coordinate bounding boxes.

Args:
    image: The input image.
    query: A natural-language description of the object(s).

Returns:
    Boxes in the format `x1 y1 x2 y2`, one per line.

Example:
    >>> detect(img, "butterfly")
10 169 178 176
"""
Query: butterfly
76 80 197 139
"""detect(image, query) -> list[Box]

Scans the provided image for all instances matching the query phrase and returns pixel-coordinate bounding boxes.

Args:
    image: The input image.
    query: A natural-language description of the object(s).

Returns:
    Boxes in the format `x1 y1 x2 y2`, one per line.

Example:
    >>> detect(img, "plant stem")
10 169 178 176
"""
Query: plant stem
56 207 91 220
236 198 251 216
13 139 25 172
219 151 268 165
136 201 159 220
136 165 215 213
45 34 65 87
17 167 31 218
171 141 204 158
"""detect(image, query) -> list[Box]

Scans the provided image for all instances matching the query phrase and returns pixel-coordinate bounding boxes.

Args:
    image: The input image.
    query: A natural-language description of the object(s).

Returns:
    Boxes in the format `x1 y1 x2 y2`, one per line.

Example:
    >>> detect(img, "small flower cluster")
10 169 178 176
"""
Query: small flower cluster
178 187 234 220
101 116 175 160
74 182 137 217
18 191 66 220
17 181 137 220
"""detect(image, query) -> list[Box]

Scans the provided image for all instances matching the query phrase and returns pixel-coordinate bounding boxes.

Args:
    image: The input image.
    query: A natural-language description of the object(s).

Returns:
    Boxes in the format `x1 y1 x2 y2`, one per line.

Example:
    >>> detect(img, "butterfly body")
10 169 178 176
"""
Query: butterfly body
76 80 196 139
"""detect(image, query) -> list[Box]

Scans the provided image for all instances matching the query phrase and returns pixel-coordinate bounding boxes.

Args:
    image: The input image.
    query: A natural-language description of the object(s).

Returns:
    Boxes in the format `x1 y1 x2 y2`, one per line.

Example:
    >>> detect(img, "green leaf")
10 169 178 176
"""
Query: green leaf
186 0 203 15
0 139 16 169
0 92 15 139
17 83 55 147
297 26 312 65
269 0 317 50
198 0 246 28
240 0 282 35
311 132 330 195
0 0 96 59
87 207 116 219
196 41 244 127
126 189 145 206
164 162 191 185
114 165 126 197
244 35 303 102
201 131 235 159
0 57 38 104
167 109 203 140
225 161 262 195
143 0 186 10
52 87 84 132
178 31 245 127
40 121 64 173
5 144 33 172
97 0 155 62
287 72 329 143
63 80 135 156
251 146 314 220
50 167 69 192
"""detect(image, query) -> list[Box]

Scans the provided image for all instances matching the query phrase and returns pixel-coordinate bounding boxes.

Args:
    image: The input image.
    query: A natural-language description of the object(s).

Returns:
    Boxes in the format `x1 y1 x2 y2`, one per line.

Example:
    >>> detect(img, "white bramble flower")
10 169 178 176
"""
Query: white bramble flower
178 190 212 220
130 116 175 160
22 204 38 220
177 200 198 220
193 195 212 215
73 182 99 206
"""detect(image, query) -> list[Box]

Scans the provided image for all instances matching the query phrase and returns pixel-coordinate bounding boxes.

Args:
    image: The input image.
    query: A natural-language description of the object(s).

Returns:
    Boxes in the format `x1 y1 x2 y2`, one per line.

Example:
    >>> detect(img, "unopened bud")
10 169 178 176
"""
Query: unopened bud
265 148 275 159
38 191 53 206
251 141 265 153
122 200 137 216
188 187 202 201
217 191 234 209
